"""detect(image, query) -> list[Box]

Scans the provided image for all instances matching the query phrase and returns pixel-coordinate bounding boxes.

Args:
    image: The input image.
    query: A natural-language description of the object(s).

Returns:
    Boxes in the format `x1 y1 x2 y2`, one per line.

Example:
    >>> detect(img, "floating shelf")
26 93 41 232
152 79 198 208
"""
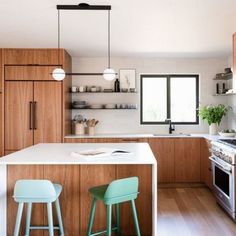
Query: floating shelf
213 93 236 96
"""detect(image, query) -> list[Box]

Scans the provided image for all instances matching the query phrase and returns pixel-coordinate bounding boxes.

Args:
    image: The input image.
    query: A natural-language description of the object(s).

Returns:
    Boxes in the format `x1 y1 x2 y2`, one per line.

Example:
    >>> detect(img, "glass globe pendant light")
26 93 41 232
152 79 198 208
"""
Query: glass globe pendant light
52 9 66 81
103 10 116 81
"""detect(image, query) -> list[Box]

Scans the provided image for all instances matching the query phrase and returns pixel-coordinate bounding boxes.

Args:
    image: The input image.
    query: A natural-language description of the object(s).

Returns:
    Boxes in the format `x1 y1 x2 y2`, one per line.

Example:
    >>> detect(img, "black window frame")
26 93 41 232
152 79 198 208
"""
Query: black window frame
140 74 199 125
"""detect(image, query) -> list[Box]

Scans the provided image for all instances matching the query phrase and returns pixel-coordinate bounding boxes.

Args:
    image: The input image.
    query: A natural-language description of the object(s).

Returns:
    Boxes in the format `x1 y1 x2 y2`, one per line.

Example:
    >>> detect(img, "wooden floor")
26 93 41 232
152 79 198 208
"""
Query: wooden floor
157 187 236 236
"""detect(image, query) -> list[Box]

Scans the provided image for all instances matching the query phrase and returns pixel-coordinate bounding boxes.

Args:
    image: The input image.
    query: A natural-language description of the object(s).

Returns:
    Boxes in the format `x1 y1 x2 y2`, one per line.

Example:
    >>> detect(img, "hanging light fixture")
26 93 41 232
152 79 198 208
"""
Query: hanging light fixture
103 10 116 81
52 3 116 81
52 9 66 81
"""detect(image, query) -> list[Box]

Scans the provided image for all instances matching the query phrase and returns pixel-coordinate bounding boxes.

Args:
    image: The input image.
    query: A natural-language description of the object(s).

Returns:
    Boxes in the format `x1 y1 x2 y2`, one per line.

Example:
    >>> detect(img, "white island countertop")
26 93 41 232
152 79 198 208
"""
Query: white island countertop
0 143 156 165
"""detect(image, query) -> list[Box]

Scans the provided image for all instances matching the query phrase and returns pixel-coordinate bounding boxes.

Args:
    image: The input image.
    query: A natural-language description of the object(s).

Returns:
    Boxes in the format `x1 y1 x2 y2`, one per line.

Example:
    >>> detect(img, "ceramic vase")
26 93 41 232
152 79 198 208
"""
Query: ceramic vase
209 123 218 135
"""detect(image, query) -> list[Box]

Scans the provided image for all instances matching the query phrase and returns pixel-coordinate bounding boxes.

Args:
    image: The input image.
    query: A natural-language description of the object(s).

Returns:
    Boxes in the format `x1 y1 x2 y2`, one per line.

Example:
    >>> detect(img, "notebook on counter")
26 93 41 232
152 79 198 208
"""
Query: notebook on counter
70 148 131 159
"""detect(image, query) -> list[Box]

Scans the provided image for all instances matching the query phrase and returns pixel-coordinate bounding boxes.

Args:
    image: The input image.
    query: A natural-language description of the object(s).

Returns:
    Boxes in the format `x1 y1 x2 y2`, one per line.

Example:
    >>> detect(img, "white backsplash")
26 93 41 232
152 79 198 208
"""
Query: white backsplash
72 56 229 134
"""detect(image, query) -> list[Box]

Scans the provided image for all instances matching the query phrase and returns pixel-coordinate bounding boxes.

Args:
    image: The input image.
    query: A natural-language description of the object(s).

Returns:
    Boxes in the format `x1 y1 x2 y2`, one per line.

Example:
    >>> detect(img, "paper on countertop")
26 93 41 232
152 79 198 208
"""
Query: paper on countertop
70 148 132 159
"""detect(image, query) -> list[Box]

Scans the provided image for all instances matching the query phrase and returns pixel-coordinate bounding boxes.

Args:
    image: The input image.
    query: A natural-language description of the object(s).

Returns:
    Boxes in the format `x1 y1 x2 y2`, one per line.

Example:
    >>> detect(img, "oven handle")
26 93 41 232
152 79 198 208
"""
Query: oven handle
209 156 232 174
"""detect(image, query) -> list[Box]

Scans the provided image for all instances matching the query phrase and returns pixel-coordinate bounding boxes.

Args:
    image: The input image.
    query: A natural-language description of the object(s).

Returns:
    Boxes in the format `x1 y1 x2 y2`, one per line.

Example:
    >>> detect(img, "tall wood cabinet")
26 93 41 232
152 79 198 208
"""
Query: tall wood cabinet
1 49 71 155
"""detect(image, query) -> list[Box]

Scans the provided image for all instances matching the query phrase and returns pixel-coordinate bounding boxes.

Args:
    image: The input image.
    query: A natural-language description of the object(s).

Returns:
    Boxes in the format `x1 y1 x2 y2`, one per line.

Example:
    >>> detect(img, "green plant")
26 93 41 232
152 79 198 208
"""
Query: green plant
198 104 231 125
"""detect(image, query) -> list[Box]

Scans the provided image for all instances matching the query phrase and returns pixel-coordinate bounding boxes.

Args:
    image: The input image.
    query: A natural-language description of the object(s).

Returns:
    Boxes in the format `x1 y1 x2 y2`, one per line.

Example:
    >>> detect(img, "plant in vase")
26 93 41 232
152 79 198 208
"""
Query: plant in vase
198 104 231 135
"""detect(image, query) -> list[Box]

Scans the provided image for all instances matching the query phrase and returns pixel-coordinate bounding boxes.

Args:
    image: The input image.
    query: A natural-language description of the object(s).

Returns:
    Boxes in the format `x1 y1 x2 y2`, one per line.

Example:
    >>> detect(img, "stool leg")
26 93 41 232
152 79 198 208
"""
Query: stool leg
55 198 64 236
87 198 97 236
25 203 32 236
131 200 141 236
14 202 24 236
47 202 54 236
115 204 120 235
106 204 112 236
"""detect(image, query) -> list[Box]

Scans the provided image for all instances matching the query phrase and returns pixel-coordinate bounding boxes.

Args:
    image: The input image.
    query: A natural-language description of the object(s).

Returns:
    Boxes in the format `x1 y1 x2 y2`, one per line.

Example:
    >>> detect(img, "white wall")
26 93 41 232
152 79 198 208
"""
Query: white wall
72 57 229 134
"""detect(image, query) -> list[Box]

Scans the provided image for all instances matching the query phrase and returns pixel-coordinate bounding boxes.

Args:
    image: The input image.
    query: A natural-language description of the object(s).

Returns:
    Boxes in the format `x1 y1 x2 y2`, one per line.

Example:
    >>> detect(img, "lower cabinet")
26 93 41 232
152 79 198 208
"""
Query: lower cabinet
150 138 201 183
149 138 175 183
200 138 213 189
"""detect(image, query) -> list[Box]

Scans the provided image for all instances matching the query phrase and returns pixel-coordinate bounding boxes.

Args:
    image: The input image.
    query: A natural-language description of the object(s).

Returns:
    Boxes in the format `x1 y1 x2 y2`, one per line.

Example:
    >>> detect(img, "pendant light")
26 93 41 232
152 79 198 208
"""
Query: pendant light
103 10 116 81
52 9 66 81
52 3 116 81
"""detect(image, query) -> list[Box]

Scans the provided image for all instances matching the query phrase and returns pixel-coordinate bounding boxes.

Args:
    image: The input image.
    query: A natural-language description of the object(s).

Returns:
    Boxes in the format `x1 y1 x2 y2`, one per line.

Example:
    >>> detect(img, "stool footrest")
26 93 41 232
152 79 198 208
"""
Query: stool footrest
90 226 118 236
29 226 60 230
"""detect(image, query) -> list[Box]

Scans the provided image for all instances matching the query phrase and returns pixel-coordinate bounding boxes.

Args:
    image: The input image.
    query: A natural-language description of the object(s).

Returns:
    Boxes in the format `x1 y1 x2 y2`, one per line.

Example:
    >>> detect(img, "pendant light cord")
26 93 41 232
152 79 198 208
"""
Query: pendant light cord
57 9 61 66
108 10 110 68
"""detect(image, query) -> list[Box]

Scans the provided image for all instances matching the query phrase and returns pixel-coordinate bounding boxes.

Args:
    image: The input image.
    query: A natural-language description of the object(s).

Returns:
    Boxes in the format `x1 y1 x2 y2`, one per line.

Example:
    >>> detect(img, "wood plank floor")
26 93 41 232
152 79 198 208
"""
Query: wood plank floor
157 187 236 236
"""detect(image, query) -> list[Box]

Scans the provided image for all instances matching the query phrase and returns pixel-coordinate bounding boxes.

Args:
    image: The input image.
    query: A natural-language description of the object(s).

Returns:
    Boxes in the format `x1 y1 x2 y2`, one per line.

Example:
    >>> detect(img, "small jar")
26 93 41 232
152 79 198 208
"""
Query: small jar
75 123 85 135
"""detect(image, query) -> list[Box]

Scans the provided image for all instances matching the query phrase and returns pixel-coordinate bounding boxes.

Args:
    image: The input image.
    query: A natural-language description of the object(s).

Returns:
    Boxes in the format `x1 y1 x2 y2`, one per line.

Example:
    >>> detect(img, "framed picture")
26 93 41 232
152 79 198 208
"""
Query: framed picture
119 69 136 90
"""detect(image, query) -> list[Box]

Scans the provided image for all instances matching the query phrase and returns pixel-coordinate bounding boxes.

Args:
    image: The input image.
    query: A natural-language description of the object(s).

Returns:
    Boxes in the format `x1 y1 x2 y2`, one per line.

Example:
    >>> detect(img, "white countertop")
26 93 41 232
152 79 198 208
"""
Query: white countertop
0 143 156 165
65 133 224 141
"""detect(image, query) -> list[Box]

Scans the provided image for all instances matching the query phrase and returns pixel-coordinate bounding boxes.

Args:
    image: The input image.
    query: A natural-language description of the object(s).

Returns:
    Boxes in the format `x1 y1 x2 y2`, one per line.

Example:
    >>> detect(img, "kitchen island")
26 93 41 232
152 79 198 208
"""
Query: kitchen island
0 143 157 236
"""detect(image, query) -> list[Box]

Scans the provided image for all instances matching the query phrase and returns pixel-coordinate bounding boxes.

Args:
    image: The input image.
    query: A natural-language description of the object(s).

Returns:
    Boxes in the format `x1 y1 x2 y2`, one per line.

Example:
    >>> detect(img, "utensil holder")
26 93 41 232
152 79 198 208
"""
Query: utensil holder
88 127 95 136
75 123 85 135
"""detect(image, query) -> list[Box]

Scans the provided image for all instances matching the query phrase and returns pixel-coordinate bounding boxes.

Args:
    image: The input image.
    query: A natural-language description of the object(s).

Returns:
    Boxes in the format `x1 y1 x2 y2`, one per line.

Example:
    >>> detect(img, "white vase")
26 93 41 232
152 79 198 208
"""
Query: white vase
209 123 218 135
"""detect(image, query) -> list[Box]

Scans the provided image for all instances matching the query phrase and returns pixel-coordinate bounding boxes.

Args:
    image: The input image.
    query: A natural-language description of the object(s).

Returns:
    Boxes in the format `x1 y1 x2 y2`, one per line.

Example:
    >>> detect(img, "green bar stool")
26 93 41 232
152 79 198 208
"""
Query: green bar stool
13 179 64 236
87 176 141 236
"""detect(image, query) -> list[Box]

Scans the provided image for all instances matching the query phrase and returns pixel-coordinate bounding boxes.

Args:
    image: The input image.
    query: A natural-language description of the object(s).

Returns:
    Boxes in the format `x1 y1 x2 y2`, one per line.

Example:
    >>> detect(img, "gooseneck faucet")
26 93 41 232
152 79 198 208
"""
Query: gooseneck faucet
165 118 175 134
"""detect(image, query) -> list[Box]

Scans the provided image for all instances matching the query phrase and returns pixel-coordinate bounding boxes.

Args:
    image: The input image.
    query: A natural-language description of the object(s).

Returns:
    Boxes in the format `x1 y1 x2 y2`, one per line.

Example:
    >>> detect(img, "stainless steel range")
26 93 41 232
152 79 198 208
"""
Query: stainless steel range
210 139 236 221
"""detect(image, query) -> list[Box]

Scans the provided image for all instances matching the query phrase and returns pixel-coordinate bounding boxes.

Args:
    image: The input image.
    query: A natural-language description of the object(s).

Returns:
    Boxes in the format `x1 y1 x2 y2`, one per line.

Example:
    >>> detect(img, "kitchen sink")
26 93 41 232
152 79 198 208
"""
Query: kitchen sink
152 133 191 137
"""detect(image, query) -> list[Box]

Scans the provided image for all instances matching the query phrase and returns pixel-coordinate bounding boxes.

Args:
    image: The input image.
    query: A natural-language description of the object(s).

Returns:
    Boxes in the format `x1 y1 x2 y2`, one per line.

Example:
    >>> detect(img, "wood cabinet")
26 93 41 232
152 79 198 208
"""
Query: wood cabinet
149 138 201 183
149 138 175 183
0 93 3 156
200 138 213 189
4 65 58 81
174 138 201 182
2 48 72 155
7 164 152 236
33 82 62 144
5 82 34 151
5 81 62 152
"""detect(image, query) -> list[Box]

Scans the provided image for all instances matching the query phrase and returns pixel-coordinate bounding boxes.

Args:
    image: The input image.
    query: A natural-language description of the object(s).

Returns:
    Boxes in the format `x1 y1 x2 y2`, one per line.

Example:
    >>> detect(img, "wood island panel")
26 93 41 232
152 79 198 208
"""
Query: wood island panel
80 165 116 236
117 165 152 236
7 164 152 236
7 165 44 236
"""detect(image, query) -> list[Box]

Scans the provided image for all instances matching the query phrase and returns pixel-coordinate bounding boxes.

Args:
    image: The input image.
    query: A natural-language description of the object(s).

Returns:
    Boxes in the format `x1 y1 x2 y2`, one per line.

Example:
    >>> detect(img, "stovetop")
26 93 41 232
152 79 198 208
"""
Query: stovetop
218 139 236 148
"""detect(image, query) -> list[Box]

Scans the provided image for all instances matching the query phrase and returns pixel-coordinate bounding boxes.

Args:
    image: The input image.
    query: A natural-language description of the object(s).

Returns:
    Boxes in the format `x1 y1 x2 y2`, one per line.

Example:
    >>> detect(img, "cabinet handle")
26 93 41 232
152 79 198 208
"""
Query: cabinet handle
208 167 212 172
29 102 33 130
33 101 37 130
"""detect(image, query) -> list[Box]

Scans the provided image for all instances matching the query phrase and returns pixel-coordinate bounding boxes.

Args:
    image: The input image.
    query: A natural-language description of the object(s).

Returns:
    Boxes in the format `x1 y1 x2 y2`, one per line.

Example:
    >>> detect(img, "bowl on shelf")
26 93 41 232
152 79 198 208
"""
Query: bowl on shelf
89 104 104 109
219 130 236 137
104 104 116 109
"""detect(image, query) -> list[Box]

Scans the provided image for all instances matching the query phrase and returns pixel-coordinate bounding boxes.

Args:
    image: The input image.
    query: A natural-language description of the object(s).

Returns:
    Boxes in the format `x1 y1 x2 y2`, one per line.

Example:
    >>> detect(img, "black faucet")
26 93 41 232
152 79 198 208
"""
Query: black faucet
165 118 175 134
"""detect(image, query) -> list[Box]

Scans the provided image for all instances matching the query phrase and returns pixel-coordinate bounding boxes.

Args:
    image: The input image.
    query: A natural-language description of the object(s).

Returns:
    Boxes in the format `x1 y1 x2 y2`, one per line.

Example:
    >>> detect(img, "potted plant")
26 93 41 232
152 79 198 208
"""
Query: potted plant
198 104 231 135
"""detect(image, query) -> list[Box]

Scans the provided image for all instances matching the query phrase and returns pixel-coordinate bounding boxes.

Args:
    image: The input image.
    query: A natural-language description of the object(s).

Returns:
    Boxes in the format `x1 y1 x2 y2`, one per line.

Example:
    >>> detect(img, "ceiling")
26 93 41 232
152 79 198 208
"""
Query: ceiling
0 0 236 58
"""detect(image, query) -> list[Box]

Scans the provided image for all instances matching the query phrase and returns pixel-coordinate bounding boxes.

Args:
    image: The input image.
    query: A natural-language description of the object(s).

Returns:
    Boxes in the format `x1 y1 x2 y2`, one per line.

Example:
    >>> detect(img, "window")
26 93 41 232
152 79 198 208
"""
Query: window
140 74 199 124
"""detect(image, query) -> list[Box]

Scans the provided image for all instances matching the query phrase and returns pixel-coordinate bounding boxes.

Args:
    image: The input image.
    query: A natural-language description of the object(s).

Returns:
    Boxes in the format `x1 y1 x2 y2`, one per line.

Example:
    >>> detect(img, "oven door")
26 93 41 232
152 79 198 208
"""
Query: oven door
210 156 235 213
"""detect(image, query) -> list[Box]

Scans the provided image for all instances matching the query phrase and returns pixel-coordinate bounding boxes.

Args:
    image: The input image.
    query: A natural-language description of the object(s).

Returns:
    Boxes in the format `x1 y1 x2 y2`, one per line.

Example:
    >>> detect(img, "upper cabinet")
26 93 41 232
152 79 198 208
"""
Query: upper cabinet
3 49 62 65
5 65 58 81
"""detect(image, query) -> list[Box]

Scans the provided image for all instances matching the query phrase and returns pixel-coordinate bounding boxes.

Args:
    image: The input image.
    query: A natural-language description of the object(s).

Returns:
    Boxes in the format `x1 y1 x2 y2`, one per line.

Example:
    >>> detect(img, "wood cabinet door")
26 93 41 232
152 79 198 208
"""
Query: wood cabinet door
149 138 175 183
174 138 201 182
201 138 213 189
0 93 3 156
33 81 62 144
5 65 57 81
5 81 33 151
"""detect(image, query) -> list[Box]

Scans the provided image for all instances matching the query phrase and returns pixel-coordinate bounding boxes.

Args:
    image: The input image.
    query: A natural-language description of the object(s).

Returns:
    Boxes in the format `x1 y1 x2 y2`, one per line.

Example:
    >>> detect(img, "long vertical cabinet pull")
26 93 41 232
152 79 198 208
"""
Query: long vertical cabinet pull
29 102 33 130
33 101 37 130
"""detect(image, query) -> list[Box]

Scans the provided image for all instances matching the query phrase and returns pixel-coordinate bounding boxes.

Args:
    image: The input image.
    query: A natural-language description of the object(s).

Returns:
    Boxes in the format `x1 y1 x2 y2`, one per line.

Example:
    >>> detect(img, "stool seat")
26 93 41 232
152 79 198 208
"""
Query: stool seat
13 179 64 236
87 177 141 236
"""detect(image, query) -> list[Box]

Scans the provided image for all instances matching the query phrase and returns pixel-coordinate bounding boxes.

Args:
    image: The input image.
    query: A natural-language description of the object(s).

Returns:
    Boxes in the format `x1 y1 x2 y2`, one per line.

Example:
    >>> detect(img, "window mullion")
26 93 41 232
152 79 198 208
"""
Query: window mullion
167 76 171 119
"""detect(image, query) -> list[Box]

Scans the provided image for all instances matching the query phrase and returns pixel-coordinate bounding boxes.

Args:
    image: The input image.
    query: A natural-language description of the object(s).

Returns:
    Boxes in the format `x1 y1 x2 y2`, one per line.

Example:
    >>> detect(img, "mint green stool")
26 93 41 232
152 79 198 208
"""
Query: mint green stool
13 179 64 236
87 177 141 236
